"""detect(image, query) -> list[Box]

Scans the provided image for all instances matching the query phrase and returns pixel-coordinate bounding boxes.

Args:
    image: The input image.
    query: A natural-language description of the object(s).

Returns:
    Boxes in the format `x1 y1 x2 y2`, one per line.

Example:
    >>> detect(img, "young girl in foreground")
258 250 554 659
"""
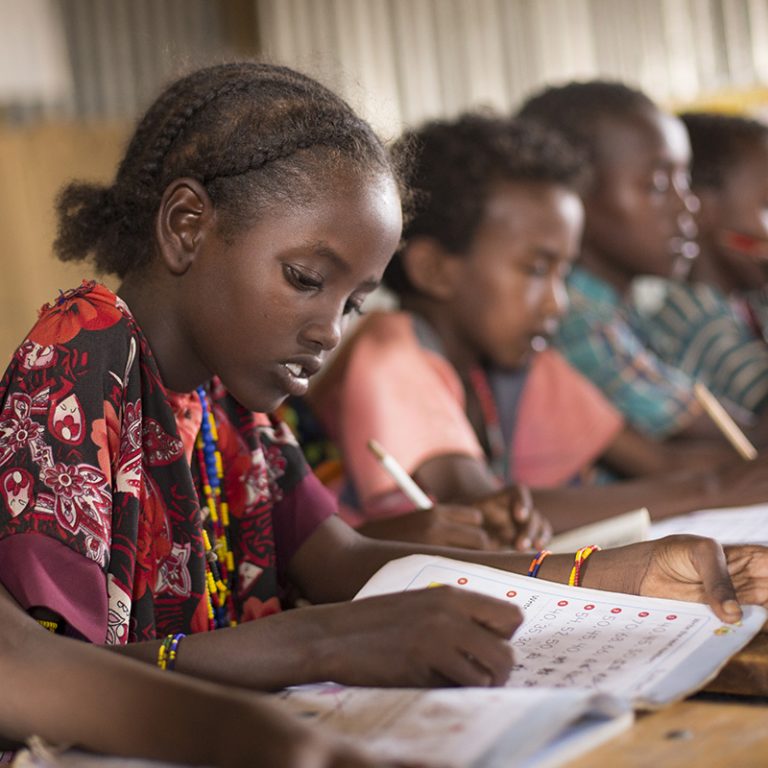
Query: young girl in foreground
1 62 767 764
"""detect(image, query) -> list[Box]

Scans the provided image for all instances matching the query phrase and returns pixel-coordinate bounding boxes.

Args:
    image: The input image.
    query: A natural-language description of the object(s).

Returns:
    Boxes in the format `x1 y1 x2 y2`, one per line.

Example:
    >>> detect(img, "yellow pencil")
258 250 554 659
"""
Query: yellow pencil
693 382 757 461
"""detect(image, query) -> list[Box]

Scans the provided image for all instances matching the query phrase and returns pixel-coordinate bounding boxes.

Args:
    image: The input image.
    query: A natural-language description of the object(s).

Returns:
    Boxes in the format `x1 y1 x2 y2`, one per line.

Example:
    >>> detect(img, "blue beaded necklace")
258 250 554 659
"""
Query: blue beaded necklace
194 385 237 629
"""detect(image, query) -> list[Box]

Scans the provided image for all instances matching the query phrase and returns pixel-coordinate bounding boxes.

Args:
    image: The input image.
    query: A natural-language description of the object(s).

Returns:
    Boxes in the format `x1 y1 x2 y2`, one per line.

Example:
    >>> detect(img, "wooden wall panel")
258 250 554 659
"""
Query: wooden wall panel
0 121 127 365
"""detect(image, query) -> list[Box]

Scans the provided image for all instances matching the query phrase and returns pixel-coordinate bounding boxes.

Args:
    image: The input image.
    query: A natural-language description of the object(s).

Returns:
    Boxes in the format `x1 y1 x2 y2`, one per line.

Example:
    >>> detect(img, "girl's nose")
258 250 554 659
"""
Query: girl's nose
544 276 570 320
302 311 343 352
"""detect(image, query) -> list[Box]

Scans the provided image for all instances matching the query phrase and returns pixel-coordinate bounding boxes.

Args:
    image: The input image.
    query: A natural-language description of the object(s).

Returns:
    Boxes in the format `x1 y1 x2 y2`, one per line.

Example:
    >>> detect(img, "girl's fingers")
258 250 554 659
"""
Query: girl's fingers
684 537 742 623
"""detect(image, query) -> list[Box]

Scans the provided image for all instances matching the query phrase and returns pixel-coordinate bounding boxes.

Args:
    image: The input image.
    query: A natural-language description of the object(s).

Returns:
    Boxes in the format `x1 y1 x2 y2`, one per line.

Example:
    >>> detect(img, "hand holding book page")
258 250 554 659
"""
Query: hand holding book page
355 555 766 709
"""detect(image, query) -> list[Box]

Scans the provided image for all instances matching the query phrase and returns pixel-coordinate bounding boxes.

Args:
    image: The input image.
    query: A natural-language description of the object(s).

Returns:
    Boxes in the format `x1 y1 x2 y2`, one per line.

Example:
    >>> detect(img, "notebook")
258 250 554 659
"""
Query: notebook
355 555 764 707
277 554 765 768
648 502 768 544
278 685 633 768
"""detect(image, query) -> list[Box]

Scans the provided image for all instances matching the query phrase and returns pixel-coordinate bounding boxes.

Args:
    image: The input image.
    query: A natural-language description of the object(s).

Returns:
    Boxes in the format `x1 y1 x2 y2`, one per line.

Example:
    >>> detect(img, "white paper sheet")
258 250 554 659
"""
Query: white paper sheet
549 508 651 552
277 685 632 768
355 555 766 709
648 502 768 544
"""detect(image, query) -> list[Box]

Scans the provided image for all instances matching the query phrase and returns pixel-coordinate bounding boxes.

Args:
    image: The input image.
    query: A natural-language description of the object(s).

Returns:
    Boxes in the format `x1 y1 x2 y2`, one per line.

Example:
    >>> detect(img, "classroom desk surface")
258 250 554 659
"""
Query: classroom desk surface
566 696 768 767
707 633 768 696
566 632 768 766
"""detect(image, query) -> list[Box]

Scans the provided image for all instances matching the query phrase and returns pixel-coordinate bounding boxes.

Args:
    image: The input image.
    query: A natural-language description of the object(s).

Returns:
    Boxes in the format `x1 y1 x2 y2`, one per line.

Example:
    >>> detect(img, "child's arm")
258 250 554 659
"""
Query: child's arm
289 515 764 625
410 449 768 530
0 584 380 768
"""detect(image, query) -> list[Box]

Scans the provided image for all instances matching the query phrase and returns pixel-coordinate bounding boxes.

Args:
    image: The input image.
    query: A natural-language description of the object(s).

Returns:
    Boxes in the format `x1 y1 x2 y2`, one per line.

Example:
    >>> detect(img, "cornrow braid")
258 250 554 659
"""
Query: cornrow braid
680 111 768 189
384 111 587 297
54 61 393 277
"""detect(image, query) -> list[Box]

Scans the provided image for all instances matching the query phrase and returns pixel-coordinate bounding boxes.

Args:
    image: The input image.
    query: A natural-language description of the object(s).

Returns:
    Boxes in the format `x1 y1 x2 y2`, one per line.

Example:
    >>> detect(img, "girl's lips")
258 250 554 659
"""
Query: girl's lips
277 363 310 396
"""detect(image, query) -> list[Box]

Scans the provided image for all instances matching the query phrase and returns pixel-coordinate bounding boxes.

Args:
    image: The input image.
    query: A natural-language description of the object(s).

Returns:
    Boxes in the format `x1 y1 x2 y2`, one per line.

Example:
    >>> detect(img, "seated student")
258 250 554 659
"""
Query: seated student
2 60 767 760
516 81 761 456
302 112 768 546
631 112 768 423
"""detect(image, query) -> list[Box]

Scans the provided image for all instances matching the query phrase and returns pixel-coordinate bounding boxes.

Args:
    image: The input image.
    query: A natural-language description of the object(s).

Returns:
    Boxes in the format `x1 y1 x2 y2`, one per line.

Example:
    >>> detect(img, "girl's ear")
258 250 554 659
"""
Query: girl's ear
400 237 463 300
156 178 215 275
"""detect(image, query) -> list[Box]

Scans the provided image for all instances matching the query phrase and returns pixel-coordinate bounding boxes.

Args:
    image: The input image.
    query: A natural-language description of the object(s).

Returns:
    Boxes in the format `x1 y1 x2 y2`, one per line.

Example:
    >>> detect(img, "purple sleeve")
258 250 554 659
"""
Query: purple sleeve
271 470 337 582
0 533 107 642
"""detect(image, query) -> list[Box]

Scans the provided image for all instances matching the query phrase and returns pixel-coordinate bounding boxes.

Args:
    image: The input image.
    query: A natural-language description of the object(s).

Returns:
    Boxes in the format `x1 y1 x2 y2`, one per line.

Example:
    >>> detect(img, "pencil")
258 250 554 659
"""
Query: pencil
367 439 433 510
693 382 758 461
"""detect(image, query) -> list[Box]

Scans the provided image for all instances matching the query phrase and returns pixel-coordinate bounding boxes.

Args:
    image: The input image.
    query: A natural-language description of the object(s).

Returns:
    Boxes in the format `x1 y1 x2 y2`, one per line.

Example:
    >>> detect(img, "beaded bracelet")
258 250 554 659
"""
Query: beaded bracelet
157 633 186 671
568 545 601 587
36 618 60 633
527 549 552 578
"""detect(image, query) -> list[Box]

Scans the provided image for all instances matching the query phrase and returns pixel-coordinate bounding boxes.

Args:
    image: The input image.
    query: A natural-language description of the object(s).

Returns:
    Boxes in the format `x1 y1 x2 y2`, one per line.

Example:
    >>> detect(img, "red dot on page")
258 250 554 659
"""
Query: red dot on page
506 590 517 598
458 577 468 585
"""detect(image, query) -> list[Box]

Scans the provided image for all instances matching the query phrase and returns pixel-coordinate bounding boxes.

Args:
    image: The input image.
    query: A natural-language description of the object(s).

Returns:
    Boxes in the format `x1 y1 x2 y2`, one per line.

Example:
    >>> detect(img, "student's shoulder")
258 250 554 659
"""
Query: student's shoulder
12 281 138 372
350 310 418 348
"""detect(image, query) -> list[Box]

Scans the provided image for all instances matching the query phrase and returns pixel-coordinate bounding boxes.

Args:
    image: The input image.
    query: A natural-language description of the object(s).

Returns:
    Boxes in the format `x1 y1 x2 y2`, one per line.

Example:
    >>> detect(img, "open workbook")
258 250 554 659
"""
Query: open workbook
277 554 766 768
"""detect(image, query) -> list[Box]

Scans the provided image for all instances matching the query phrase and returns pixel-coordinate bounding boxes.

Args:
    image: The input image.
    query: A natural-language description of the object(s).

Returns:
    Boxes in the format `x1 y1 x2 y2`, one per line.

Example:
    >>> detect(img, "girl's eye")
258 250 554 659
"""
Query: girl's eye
521 261 550 278
343 298 365 316
283 264 323 291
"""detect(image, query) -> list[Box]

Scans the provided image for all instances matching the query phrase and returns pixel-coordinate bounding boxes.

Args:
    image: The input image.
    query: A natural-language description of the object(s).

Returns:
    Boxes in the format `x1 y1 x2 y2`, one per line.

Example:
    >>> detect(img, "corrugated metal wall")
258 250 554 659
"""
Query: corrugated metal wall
4 0 768 128
257 0 768 134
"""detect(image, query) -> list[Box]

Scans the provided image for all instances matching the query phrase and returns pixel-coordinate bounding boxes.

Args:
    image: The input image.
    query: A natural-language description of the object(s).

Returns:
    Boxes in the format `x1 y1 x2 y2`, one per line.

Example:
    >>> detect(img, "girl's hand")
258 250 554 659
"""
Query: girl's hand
357 504 493 550
586 535 765 623
723 544 768 616
305 586 521 688
476 486 552 551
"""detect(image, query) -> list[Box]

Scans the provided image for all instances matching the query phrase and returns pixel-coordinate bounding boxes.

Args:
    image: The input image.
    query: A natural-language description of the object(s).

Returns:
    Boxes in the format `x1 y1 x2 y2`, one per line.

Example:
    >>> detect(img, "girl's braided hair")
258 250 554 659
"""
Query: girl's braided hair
55 61 393 277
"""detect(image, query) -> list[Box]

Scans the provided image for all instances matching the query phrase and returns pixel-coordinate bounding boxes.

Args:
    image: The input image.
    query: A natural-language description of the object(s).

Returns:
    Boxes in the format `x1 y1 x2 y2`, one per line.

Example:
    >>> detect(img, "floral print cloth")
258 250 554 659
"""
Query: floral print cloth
0 282 335 644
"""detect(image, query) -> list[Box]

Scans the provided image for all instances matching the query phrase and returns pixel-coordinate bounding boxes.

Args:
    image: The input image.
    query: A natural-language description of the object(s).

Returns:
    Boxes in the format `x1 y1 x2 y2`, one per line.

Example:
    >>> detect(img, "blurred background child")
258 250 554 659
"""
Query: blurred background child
517 80 764 458
295 112 768 548
632 112 768 435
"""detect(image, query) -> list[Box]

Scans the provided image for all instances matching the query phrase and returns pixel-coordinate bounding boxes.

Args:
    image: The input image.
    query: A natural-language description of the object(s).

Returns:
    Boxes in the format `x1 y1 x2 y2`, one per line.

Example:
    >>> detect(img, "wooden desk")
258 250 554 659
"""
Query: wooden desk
566 635 768 766
707 633 768 696
566 697 768 767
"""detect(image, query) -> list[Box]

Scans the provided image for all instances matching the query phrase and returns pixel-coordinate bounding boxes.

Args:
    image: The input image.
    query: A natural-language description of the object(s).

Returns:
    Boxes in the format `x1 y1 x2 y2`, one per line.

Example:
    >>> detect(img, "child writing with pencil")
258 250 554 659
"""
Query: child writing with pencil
301 112 768 547
2 61 768 764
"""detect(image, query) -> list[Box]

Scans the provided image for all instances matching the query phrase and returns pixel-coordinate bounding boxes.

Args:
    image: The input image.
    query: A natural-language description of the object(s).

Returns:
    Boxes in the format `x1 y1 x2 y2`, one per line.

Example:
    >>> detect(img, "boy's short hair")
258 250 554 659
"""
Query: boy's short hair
385 112 586 297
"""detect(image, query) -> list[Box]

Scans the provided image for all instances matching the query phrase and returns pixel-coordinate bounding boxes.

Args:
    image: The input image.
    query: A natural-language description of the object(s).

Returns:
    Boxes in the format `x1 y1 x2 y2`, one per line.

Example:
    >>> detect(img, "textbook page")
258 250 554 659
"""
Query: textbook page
648 502 768 544
355 555 766 709
549 508 650 552
277 685 632 768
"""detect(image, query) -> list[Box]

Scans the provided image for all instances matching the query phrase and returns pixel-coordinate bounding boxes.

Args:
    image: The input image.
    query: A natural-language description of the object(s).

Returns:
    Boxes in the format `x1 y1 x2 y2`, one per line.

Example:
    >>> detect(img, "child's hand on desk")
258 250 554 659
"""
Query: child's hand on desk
357 504 493 549
724 544 768 628
585 536 753 623
475 486 552 551
304 587 520 687
711 453 768 506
